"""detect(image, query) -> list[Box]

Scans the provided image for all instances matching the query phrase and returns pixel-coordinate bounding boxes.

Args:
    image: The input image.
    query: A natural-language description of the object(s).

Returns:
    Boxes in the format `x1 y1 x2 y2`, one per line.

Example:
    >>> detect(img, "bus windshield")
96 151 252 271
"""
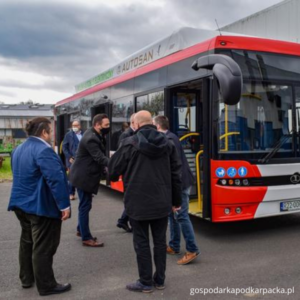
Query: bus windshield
216 81 300 162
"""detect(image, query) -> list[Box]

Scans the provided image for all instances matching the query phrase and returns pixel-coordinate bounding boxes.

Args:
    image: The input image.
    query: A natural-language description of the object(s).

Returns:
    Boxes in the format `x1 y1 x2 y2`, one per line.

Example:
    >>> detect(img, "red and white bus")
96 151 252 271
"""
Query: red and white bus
55 27 300 222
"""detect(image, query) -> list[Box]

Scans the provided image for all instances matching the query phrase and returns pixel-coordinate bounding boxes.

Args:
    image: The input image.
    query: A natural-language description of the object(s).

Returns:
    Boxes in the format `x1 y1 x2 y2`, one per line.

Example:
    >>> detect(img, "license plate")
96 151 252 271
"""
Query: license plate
280 200 300 212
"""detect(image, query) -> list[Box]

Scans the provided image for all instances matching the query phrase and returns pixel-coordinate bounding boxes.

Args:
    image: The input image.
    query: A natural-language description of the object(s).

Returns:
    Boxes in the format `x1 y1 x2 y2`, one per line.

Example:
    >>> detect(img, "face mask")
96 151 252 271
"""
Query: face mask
100 127 110 135
72 127 79 133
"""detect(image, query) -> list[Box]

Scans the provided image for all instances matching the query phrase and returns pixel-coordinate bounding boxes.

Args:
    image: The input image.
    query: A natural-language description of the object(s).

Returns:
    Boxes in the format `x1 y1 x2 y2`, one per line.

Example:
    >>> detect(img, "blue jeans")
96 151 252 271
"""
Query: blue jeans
77 188 93 241
169 187 199 253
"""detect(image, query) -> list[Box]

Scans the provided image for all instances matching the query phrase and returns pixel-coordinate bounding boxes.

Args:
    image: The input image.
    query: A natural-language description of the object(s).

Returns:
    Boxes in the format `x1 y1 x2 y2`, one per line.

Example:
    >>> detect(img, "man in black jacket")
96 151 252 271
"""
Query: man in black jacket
117 113 135 146
111 122 129 151
70 114 109 247
116 113 136 232
109 110 182 293
154 115 200 265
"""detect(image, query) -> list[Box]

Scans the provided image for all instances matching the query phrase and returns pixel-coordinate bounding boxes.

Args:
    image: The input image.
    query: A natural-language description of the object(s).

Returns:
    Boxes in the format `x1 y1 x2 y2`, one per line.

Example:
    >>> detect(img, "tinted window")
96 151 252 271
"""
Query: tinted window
111 80 134 100
167 54 208 85
221 50 300 82
111 95 133 150
134 68 167 94
12 129 27 139
136 91 164 116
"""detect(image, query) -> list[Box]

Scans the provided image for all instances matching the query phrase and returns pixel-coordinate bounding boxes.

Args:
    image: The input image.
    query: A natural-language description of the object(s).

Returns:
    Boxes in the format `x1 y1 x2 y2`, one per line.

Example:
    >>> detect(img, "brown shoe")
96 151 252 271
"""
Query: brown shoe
177 252 200 265
166 246 181 255
76 232 97 241
82 239 104 247
69 195 76 200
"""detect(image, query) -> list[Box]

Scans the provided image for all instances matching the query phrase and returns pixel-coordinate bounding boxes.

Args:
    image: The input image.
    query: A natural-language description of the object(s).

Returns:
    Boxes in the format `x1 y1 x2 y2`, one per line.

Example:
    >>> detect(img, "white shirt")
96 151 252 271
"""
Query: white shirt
76 131 83 141
31 136 51 147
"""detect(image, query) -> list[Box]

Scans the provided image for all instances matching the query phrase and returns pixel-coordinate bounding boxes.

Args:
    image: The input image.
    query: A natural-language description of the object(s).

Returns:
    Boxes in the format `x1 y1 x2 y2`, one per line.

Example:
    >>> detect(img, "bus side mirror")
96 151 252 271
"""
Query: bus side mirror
192 54 242 106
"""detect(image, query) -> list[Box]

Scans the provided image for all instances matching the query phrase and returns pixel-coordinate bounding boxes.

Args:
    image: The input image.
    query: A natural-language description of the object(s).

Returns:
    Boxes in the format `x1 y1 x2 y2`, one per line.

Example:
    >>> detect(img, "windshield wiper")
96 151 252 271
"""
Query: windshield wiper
258 132 292 164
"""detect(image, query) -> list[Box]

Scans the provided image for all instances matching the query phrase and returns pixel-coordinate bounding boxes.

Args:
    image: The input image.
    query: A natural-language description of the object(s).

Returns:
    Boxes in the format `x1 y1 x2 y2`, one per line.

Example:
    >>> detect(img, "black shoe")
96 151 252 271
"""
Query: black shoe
117 223 132 233
39 283 71 296
153 280 165 290
22 282 34 289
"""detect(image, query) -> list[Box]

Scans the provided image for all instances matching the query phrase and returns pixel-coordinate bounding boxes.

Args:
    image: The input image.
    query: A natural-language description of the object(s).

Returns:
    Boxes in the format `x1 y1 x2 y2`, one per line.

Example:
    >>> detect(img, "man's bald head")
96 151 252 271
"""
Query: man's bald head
134 111 153 129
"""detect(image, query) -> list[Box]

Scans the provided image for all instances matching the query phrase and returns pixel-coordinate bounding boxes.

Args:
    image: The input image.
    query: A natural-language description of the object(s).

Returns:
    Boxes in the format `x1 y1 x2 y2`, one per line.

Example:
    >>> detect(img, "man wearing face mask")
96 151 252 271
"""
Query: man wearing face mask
62 120 83 201
70 114 110 247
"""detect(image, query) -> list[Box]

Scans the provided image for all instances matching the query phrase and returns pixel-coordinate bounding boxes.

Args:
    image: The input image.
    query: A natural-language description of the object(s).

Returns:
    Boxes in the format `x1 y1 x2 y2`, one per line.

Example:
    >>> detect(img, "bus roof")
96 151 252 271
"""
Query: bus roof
74 27 231 93
56 27 300 107
57 27 246 107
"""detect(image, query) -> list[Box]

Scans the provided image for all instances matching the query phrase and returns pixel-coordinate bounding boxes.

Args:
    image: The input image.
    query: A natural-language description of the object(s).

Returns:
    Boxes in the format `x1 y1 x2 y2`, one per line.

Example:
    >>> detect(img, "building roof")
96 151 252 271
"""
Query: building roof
0 104 53 117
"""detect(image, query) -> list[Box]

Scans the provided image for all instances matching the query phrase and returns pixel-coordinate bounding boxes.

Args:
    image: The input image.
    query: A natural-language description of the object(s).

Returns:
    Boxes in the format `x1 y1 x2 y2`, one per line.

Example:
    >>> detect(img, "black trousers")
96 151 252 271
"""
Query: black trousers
118 209 129 225
130 216 168 286
14 209 62 293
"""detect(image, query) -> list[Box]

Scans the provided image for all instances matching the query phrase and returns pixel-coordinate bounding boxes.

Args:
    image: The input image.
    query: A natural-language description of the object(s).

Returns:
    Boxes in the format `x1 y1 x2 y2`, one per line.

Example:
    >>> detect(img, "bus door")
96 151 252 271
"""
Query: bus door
56 113 70 165
168 83 204 217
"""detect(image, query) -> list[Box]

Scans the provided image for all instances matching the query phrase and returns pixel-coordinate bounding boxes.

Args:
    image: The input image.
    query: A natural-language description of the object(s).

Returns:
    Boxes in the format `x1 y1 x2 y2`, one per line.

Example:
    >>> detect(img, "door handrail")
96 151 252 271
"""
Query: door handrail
219 132 240 151
179 132 200 141
196 150 204 211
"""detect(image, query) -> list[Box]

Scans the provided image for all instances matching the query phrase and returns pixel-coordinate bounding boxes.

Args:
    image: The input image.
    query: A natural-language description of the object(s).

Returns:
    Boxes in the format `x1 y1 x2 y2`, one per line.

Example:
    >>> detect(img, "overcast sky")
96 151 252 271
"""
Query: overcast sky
0 0 284 104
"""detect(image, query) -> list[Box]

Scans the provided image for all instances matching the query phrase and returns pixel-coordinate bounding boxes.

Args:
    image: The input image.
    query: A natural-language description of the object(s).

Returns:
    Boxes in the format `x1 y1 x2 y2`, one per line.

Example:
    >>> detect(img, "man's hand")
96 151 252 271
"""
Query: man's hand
69 158 75 164
172 206 181 212
61 208 71 221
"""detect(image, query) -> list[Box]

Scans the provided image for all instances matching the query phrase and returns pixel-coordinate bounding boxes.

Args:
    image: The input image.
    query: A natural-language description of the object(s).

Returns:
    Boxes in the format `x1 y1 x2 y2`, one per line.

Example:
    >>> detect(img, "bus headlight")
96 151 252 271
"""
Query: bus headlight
235 207 242 214
224 208 230 215
235 179 241 186
221 179 227 185
243 179 249 186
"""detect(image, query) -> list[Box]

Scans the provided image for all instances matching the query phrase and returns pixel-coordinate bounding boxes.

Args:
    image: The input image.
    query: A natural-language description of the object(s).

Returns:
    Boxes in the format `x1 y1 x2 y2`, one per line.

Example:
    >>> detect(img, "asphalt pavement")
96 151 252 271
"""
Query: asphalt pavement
1 182 300 300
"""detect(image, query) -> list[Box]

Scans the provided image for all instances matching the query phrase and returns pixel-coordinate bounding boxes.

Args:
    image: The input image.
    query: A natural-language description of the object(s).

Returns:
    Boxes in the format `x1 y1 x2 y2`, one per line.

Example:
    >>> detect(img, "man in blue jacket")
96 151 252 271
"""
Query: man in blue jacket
8 117 71 296
62 120 83 200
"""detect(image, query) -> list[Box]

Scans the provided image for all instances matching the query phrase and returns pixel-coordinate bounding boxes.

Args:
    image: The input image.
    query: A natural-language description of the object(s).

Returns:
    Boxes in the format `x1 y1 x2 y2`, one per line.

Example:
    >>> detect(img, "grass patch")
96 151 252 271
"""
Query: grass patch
0 156 12 180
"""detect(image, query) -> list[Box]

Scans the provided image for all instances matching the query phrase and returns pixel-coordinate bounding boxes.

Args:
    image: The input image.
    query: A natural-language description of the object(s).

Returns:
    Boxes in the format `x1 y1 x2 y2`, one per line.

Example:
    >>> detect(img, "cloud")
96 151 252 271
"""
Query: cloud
0 1 168 88
0 0 283 103
0 89 17 98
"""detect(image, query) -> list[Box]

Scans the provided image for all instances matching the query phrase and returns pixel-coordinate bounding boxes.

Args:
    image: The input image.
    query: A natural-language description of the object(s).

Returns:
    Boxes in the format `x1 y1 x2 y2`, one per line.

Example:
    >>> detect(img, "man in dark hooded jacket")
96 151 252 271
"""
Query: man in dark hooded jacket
109 110 182 293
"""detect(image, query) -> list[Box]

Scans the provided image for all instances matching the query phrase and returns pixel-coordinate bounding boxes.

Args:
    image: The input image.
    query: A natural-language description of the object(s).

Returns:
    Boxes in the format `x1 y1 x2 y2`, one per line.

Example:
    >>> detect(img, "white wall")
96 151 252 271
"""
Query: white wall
221 0 300 43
